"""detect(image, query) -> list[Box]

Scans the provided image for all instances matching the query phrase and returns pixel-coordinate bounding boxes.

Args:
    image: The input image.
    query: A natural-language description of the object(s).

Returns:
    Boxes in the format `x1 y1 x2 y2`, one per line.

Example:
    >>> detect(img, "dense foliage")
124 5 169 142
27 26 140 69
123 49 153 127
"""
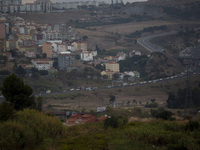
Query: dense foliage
126 25 167 38
0 74 35 110
163 2 200 20
166 86 200 109
119 55 148 77
59 120 200 150
0 108 199 149
0 109 65 150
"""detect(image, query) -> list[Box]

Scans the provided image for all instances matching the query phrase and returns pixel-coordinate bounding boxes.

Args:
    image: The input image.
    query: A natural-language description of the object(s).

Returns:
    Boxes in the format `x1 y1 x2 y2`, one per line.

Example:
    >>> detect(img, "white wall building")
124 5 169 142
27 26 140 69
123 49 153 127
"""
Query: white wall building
31 59 54 70
81 51 97 61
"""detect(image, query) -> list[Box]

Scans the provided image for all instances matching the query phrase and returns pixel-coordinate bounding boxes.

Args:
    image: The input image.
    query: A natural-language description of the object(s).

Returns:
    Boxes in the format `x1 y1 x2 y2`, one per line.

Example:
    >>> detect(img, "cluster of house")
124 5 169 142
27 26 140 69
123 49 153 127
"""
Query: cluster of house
65 113 107 126
95 50 141 80
0 15 94 73
0 14 142 81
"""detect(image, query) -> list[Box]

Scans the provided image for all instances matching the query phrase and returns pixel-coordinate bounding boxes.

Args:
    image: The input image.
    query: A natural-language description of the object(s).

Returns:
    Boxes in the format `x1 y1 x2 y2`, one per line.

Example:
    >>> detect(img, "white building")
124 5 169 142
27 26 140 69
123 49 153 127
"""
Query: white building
47 40 62 52
81 51 97 61
31 59 54 70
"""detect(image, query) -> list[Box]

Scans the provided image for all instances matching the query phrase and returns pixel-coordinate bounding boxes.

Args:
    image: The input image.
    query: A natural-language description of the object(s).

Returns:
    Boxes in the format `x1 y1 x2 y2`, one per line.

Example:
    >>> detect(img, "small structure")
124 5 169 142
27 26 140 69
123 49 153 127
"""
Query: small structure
65 113 107 126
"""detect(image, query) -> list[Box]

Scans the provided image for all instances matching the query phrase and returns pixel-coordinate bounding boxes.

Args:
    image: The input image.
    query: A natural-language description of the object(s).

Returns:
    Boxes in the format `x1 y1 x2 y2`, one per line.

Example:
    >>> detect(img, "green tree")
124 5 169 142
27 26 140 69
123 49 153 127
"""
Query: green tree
0 74 35 110
104 116 118 129
150 108 174 120
82 35 88 41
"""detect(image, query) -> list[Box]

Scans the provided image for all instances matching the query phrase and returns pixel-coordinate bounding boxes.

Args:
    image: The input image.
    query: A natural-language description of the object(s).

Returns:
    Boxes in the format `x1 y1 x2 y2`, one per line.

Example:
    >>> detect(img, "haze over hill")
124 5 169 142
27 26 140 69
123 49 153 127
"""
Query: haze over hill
22 0 147 4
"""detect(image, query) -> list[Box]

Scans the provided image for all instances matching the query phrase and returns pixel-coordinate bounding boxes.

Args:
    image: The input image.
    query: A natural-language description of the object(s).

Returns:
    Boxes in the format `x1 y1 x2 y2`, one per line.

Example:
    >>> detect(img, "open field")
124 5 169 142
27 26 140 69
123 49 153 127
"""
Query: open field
43 75 200 113
44 86 168 112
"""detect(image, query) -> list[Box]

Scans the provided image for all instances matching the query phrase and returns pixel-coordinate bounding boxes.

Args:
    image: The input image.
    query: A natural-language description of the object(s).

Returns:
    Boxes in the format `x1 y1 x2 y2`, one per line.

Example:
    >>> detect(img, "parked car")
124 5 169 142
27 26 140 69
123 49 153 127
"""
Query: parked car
70 88 74 91
46 90 51 94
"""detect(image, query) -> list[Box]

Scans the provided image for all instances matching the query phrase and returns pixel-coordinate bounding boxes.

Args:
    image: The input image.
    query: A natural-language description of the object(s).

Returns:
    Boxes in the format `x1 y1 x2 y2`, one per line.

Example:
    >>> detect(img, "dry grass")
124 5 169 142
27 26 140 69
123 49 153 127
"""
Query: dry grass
76 20 191 50
44 83 168 112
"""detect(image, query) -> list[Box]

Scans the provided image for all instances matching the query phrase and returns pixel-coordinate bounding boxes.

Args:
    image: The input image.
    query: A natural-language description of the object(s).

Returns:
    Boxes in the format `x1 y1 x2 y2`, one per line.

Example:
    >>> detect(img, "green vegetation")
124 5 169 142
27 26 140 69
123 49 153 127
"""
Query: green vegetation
167 85 200 109
150 108 175 120
106 48 132 56
0 74 35 110
0 109 65 150
119 55 148 77
1 112 199 150
163 2 200 20
126 25 167 38
59 119 200 150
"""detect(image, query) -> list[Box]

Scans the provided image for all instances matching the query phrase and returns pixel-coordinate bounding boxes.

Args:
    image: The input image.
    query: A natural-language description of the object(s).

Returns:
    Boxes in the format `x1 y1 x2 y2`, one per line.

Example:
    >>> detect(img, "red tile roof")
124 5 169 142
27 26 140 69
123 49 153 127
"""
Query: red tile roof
65 113 106 126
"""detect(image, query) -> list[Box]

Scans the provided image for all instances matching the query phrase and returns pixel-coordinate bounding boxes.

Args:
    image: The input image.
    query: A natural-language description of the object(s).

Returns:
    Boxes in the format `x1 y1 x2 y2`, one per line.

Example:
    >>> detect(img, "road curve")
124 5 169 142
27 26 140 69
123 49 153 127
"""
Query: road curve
137 31 176 52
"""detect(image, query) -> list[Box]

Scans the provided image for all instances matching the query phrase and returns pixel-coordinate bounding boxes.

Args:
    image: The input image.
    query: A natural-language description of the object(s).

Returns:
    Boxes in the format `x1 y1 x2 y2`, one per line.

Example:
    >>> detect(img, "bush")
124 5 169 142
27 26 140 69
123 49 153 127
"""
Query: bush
104 116 118 129
104 116 128 129
0 109 65 149
145 102 158 108
150 108 174 120
0 101 15 122
167 145 187 150
185 120 200 131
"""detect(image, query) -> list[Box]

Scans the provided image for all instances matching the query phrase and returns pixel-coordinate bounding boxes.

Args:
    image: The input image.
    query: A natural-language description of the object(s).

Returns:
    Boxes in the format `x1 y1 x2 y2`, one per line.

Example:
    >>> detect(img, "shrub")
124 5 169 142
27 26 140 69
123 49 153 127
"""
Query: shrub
0 109 65 149
104 116 118 129
145 102 158 108
167 144 188 150
150 108 174 120
104 116 128 129
0 101 16 122
185 120 200 131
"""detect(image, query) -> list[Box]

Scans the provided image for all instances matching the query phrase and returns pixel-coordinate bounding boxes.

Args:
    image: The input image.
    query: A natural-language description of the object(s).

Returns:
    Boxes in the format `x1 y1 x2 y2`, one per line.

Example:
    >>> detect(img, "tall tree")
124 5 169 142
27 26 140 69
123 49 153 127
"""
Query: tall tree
0 74 35 110
109 95 115 105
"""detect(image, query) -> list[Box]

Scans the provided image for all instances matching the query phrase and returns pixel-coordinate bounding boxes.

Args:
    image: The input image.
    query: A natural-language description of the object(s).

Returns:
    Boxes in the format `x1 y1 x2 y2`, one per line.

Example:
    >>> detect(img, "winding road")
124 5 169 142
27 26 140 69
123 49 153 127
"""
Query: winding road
137 31 176 52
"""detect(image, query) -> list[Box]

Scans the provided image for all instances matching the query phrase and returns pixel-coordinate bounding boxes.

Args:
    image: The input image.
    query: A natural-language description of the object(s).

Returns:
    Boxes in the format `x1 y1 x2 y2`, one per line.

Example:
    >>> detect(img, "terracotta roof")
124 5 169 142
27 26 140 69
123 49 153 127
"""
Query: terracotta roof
65 113 97 126
97 116 107 121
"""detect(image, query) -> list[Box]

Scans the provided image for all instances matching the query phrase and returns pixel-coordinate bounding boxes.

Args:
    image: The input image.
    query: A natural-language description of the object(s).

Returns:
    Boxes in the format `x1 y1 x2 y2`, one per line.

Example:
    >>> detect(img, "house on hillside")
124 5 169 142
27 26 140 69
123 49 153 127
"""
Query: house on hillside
65 114 97 126
81 50 97 61
105 62 119 72
65 113 107 126
129 50 141 57
31 59 54 70
71 41 87 51
101 70 116 80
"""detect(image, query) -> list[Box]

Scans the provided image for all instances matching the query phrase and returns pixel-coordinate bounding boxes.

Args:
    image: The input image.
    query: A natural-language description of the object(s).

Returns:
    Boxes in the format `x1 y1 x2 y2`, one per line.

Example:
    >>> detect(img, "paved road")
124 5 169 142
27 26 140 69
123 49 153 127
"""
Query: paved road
137 31 176 52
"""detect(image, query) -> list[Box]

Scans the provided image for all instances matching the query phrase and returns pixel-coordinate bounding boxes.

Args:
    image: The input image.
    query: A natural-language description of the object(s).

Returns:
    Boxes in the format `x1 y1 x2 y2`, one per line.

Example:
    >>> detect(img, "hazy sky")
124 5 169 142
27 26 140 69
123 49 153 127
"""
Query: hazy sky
22 0 148 4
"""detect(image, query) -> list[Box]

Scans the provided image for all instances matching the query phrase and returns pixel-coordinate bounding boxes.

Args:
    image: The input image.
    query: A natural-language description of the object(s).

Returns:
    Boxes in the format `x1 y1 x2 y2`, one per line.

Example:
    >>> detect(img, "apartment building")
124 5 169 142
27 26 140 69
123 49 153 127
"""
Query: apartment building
58 53 76 70
105 62 119 72
42 42 53 58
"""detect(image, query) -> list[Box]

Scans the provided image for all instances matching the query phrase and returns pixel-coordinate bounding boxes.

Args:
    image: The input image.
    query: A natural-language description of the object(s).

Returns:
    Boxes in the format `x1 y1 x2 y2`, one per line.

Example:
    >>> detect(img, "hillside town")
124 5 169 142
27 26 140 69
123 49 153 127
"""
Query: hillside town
0 0 109 13
0 14 140 82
